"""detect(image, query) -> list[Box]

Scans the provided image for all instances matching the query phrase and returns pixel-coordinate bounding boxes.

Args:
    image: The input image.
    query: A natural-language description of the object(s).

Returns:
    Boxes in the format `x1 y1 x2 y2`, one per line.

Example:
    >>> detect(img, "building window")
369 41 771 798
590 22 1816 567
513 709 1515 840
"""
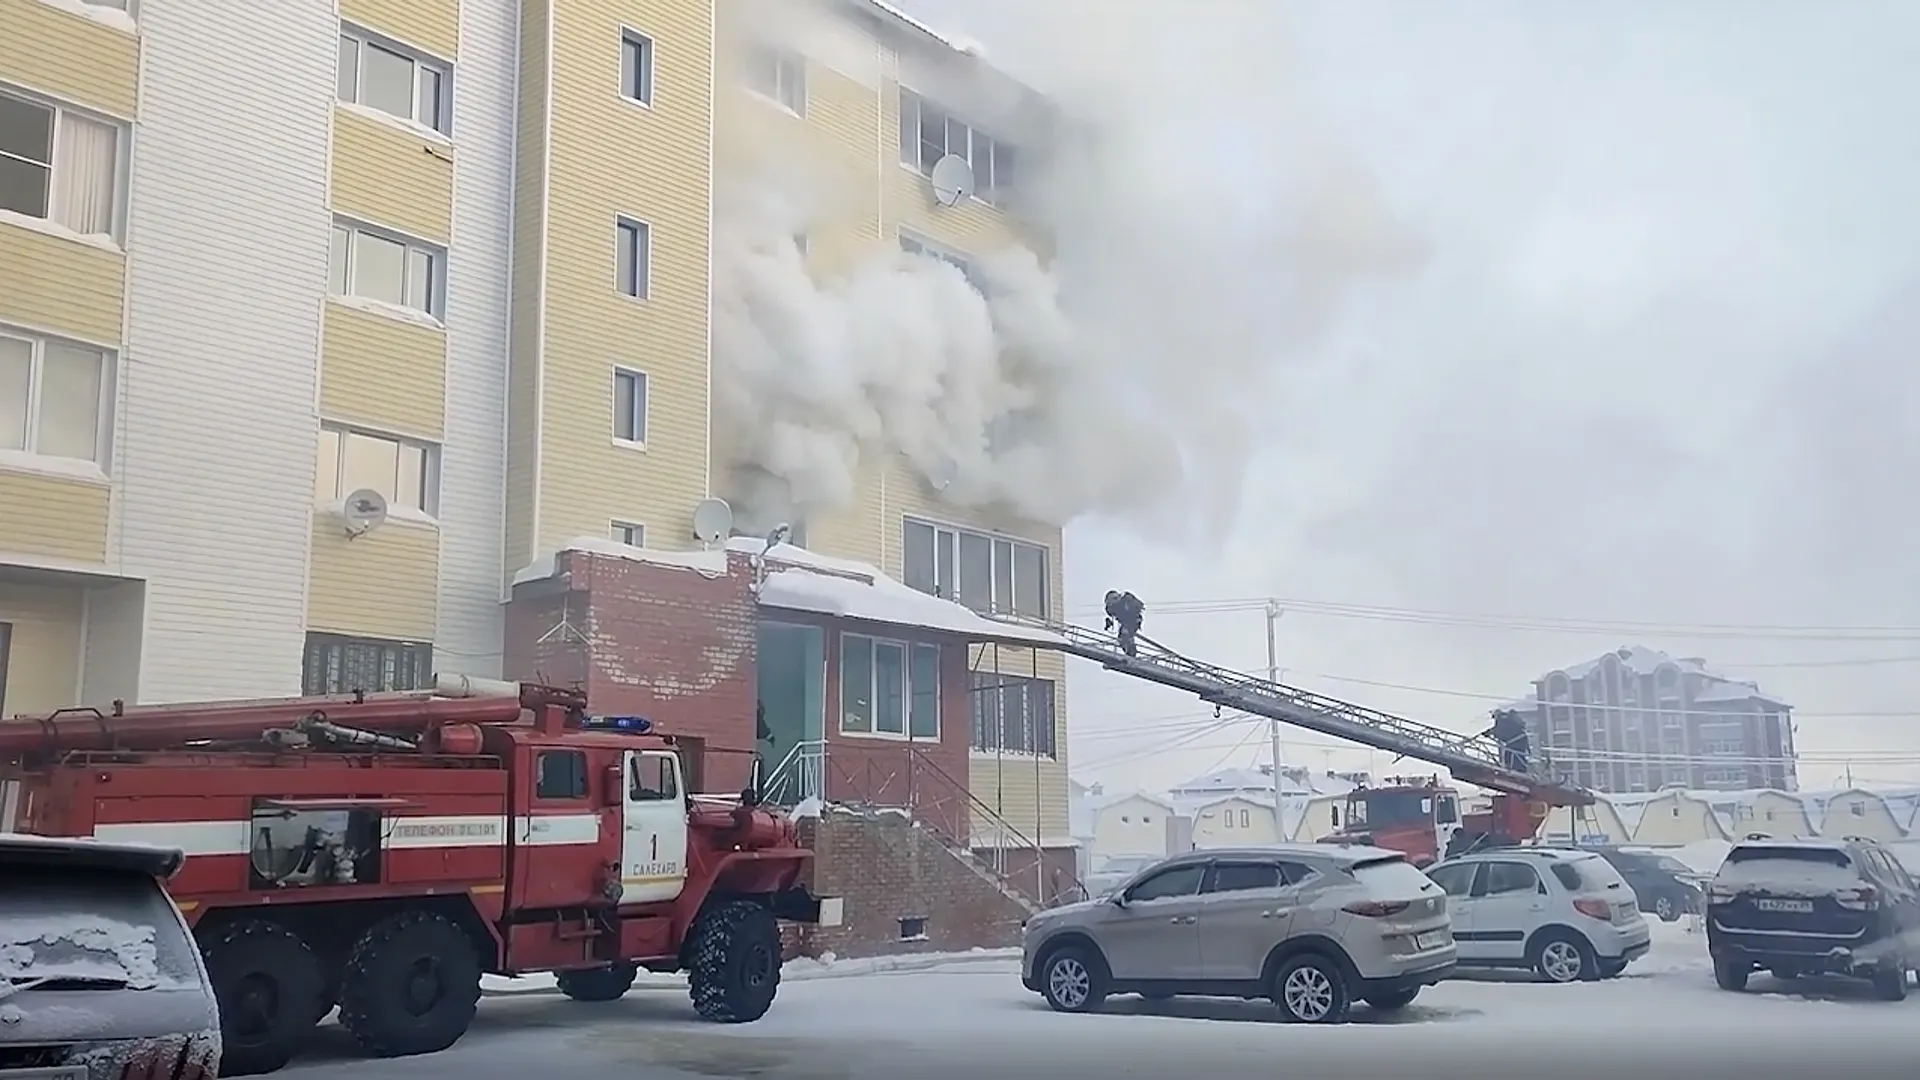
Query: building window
613 368 648 445
840 634 939 739
899 233 976 283
611 520 645 546
0 89 121 237
315 424 439 515
969 672 1056 758
1240 809 1251 828
620 30 654 106
902 518 1048 618
897 88 1016 205
302 632 432 695
329 220 443 318
0 330 111 465
336 27 451 134
616 217 650 298
745 45 805 115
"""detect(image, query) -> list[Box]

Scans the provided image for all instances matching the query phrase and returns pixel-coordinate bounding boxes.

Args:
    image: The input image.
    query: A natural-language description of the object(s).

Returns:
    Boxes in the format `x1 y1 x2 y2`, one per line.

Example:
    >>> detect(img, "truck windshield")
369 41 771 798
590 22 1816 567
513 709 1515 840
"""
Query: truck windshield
1359 791 1433 827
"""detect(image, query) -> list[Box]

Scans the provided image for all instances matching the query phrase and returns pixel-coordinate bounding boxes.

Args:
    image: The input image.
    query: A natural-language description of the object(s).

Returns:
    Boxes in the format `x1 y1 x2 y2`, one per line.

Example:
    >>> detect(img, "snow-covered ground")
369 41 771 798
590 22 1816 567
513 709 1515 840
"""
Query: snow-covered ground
285 923 1915 1078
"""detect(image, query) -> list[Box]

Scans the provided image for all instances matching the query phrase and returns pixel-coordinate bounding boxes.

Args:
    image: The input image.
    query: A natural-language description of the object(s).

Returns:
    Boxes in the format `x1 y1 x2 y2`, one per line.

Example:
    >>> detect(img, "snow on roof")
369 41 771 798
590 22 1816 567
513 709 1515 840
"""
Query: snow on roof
1690 681 1792 708
1557 646 1716 681
511 535 1061 646
756 567 1063 646
1087 790 1175 814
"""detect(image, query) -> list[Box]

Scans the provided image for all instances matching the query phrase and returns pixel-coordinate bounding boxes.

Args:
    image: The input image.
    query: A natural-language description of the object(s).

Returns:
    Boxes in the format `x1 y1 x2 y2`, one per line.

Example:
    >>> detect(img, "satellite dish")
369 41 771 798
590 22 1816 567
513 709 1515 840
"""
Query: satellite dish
927 456 958 491
928 154 974 207
340 488 389 539
691 498 734 545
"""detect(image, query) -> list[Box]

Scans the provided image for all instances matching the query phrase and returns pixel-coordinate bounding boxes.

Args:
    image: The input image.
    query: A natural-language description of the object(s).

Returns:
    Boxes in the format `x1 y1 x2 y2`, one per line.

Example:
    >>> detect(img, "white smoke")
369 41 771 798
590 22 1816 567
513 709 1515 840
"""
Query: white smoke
713 0 1426 542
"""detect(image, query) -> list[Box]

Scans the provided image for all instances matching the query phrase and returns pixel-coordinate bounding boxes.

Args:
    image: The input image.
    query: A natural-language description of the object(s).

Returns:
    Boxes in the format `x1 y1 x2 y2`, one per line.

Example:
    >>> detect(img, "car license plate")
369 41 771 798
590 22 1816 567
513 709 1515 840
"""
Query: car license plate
1755 898 1813 913
2 1068 88 1080
1414 930 1449 950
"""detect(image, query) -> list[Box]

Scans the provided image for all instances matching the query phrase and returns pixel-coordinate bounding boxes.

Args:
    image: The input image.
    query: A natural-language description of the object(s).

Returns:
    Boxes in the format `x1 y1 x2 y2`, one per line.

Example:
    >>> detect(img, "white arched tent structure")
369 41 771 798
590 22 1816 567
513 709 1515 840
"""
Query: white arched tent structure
1631 790 1730 846
1737 790 1818 839
1818 788 1908 843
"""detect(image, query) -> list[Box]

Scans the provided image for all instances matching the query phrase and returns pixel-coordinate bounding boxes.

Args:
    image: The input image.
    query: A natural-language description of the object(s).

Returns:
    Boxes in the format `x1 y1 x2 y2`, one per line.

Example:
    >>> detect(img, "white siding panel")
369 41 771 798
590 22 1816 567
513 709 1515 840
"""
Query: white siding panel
118 0 335 700
435 0 517 678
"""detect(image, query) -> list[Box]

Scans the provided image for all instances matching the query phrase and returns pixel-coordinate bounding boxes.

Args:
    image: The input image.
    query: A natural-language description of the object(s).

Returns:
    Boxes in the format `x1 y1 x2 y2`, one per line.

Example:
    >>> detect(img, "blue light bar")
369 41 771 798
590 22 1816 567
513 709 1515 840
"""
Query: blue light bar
584 715 653 734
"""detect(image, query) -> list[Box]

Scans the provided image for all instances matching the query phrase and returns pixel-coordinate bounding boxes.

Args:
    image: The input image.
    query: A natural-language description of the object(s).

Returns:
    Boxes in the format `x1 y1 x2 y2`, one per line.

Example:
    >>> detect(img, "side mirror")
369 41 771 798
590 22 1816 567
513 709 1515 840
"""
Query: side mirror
603 765 625 807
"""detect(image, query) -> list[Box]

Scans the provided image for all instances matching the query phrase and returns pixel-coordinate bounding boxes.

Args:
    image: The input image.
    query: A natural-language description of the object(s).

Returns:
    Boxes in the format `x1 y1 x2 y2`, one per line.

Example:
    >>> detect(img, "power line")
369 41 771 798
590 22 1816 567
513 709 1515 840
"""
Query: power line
1064 596 1920 643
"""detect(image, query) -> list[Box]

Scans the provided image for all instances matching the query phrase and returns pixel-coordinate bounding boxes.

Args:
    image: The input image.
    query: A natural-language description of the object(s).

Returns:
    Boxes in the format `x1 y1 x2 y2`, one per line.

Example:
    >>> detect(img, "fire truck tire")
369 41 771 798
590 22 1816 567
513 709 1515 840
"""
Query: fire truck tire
687 900 782 1023
557 963 639 1002
338 911 482 1058
200 919 326 1076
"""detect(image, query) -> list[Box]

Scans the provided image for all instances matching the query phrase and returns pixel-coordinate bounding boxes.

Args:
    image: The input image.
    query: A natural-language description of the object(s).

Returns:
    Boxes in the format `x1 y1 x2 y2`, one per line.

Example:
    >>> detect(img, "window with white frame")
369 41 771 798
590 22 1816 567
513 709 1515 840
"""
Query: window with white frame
0 89 121 237
336 27 451 134
744 45 805 115
899 233 975 282
969 672 1055 757
897 88 1017 206
616 217 650 299
314 425 439 515
329 220 443 318
611 520 645 546
0 330 111 465
612 368 648 445
620 30 654 106
840 633 939 739
903 518 1048 618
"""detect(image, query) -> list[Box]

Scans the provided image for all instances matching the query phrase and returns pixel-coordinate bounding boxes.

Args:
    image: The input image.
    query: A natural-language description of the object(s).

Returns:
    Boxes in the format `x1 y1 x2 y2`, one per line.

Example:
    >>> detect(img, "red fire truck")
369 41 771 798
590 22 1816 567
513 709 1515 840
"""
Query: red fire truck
1319 775 1555 866
0 676 841 1076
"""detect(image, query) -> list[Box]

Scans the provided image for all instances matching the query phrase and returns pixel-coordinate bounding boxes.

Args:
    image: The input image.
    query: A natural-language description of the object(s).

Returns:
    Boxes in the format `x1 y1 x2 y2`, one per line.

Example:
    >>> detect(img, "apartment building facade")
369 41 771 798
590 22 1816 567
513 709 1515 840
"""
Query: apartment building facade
1500 645 1798 793
0 0 1070 849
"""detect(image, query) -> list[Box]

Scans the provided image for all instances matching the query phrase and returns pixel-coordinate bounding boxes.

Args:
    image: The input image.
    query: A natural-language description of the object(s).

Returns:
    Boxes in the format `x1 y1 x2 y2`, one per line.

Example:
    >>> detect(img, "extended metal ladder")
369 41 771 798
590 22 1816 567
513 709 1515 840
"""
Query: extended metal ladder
986 616 1590 806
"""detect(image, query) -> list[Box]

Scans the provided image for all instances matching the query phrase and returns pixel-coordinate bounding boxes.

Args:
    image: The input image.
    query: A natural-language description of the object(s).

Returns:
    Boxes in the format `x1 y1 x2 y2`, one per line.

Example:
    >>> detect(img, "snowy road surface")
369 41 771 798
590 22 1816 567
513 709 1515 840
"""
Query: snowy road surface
284 924 1917 1078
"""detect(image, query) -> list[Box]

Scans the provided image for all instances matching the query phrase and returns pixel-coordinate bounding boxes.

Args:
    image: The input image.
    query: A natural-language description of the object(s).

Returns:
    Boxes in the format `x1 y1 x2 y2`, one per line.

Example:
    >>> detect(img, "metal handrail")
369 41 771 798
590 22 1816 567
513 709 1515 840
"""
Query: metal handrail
762 739 825 806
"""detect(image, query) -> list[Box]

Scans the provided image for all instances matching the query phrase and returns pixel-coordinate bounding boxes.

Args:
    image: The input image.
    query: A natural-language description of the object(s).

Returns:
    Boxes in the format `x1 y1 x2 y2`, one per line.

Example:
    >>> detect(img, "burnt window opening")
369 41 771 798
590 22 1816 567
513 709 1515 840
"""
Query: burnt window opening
302 633 431 695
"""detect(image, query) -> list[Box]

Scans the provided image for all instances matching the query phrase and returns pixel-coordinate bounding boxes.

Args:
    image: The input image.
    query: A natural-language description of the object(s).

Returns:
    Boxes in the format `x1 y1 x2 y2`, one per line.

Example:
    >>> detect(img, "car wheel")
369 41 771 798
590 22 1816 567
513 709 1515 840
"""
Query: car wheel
1597 960 1628 980
1530 932 1597 984
1713 956 1751 992
1654 895 1681 922
1870 963 1909 1002
1272 954 1352 1024
1039 946 1108 1014
1362 986 1421 1011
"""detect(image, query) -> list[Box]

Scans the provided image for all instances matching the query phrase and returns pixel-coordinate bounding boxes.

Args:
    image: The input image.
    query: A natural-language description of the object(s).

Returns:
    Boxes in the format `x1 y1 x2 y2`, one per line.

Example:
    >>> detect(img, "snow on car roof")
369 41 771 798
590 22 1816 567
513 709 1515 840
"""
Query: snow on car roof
0 831 185 878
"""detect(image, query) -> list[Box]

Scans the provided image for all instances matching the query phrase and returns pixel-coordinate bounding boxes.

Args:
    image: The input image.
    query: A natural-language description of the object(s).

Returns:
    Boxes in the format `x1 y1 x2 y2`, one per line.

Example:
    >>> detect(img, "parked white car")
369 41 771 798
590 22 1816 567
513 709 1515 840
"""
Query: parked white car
1425 847 1651 983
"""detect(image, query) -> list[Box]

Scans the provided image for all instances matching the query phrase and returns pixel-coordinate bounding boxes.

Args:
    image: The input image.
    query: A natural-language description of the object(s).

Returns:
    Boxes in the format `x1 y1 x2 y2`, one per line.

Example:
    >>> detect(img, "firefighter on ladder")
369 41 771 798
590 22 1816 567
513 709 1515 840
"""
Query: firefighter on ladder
1491 708 1531 773
1103 590 1145 657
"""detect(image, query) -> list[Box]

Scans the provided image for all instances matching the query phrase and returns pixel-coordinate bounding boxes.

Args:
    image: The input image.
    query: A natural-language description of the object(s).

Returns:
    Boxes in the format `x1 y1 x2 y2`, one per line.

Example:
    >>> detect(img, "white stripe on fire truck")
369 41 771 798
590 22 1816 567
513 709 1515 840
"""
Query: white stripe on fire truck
90 814 604 855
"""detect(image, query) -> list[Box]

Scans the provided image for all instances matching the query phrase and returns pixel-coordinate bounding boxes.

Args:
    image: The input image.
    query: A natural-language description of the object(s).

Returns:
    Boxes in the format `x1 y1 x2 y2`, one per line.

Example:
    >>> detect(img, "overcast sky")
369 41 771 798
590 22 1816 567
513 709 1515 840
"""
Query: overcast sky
891 0 1920 794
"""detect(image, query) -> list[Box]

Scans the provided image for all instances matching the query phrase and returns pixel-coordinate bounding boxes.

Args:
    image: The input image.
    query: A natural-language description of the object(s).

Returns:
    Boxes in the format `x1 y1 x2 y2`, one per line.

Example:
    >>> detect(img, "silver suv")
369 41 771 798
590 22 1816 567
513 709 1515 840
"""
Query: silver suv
1021 844 1456 1023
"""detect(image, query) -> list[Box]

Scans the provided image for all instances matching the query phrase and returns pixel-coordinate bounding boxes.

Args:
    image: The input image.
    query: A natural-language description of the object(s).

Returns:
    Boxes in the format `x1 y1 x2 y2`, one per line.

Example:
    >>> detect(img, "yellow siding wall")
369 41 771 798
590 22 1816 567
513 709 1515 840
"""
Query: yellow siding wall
338 0 460 61
319 302 447 439
534 0 713 552
0 224 125 346
504 0 550 574
0 0 138 117
330 107 456 243
0 473 108 564
0 581 82 716
306 516 439 641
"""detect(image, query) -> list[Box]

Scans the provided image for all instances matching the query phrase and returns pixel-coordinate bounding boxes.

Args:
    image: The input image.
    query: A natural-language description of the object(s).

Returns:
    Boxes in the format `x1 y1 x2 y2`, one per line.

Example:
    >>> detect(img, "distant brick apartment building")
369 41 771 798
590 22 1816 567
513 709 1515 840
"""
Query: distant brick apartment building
1497 646 1797 793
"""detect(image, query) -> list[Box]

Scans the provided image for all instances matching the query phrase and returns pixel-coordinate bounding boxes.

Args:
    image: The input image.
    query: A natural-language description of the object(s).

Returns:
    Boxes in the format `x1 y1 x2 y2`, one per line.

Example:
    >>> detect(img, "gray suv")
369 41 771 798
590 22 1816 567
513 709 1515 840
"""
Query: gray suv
1021 844 1456 1023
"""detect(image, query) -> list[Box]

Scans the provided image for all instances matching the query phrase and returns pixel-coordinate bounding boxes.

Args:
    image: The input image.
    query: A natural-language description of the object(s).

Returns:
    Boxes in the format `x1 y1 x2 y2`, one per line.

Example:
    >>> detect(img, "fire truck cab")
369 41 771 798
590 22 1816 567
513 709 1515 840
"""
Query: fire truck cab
1320 776 1462 867
0 677 841 1076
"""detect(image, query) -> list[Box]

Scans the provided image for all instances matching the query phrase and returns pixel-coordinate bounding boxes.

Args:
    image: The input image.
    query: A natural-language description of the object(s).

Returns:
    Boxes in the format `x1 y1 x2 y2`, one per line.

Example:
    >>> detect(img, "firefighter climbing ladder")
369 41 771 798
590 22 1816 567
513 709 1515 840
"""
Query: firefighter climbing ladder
984 615 1592 810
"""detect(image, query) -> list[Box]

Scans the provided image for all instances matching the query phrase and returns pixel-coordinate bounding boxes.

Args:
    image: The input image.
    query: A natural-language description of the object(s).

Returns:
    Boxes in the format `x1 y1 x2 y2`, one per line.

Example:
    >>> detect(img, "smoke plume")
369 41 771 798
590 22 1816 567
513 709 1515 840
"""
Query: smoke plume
712 0 1426 541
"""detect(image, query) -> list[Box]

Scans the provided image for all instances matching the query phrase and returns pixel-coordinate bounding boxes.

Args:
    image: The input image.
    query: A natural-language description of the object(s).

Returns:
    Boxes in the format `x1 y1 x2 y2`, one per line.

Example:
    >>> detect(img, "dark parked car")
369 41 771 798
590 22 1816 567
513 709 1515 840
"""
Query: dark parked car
1584 846 1704 922
1706 836 1920 1000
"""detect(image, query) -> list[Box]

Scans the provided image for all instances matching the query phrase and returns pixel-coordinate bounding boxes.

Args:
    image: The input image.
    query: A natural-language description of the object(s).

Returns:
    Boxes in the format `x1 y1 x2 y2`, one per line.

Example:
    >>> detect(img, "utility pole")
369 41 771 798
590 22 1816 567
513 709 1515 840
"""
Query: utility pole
1266 600 1284 836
